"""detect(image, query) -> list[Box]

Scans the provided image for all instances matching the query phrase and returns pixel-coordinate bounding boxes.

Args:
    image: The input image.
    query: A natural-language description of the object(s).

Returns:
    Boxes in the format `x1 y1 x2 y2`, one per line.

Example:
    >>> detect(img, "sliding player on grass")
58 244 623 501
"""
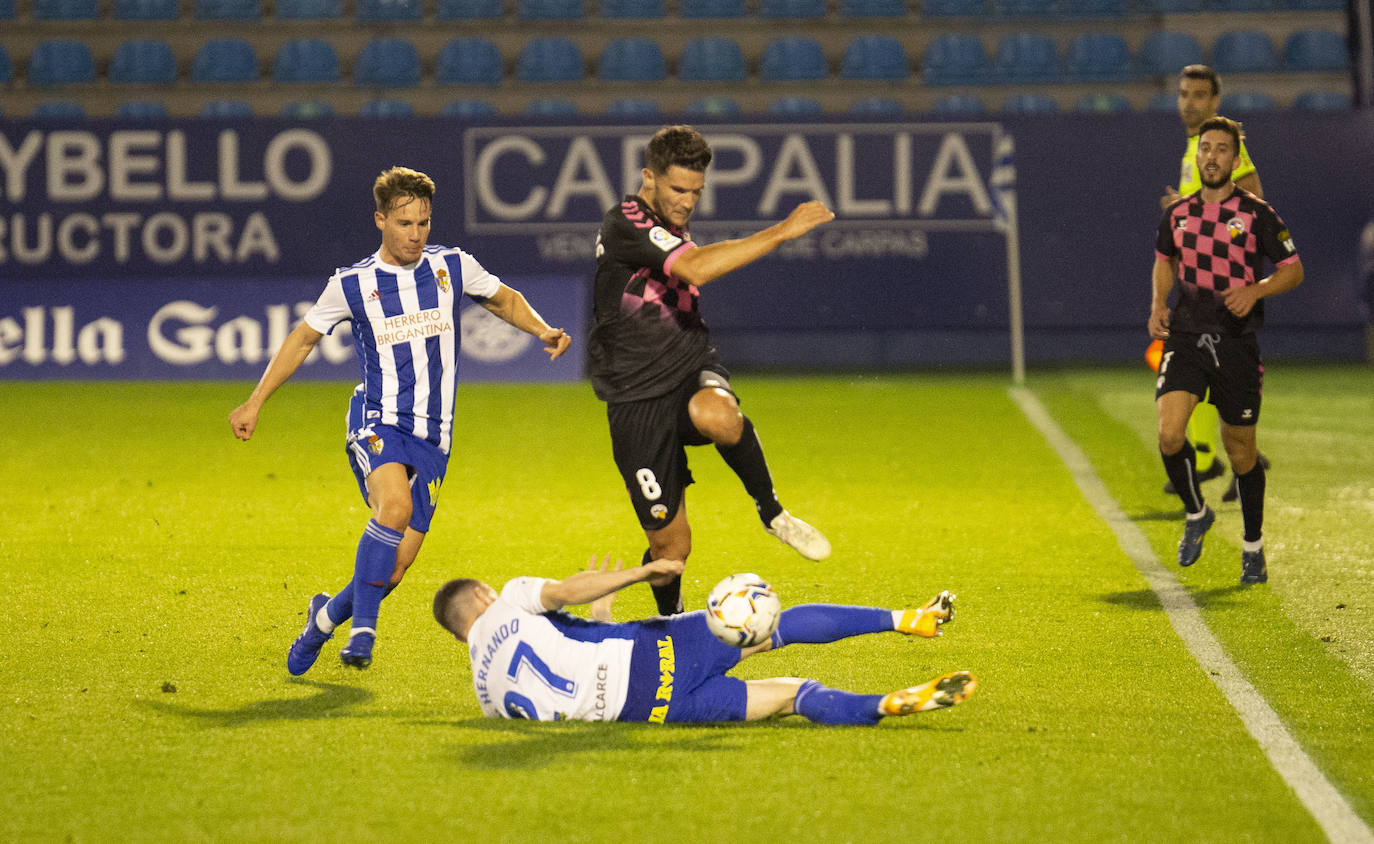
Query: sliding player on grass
434 556 975 725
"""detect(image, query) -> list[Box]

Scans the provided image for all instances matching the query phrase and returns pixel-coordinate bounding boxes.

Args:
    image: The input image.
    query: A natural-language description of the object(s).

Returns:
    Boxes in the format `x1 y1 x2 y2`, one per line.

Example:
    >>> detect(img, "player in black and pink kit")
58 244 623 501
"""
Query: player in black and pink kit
589 125 835 615
1149 116 1304 584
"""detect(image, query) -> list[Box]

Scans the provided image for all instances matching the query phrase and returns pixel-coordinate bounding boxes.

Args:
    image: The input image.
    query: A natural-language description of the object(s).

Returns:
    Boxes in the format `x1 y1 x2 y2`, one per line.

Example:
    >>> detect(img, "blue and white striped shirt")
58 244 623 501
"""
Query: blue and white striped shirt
304 245 501 455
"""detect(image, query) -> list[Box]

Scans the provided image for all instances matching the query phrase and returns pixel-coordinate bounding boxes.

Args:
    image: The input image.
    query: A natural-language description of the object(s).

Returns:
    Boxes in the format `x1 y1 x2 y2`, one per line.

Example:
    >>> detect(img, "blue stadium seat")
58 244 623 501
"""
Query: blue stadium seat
760 36 828 81
443 99 498 116
849 96 905 114
1291 90 1350 109
282 100 334 117
194 0 260 18
1059 0 1126 15
686 95 741 116
192 39 258 83
515 38 584 82
435 38 503 86
273 40 341 83
769 96 823 114
840 35 909 80
1076 92 1131 112
32 101 86 118
436 0 501 16
114 0 179 18
356 0 420 17
275 0 341 16
354 38 421 87
200 99 255 117
1220 91 1277 111
115 100 169 118
1137 32 1203 77
840 0 906 16
525 97 579 115
606 97 660 115
1002 92 1059 112
679 0 745 16
1284 30 1349 72
27 41 96 86
1146 91 1177 110
1211 31 1278 74
34 0 97 18
920 0 985 14
1064 33 1132 81
929 94 986 113
921 34 988 84
760 0 825 16
598 37 667 82
0 46 11 83
518 0 583 16
678 37 747 82
991 0 1055 16
1211 0 1270 10
359 99 415 116
0 0 13 17
993 33 1058 82
600 0 665 15
109 41 178 85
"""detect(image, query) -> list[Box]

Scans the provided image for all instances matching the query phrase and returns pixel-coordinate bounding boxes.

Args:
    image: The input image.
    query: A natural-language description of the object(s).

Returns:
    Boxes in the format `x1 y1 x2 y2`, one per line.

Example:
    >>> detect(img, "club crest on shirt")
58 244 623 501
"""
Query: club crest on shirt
1176 218 1189 230
1226 218 1246 240
649 226 683 252
436 268 451 292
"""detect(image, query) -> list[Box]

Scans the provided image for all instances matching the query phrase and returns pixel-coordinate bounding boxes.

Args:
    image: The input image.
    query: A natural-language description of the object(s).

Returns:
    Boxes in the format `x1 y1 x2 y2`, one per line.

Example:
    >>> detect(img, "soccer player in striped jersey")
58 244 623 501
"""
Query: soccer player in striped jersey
1155 64 1269 503
230 167 572 672
434 556 974 725
1150 117 1303 584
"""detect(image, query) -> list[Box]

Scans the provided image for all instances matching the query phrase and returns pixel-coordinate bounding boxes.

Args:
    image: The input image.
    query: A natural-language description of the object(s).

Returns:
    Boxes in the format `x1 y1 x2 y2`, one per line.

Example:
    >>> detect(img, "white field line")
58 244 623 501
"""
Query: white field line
1011 386 1373 844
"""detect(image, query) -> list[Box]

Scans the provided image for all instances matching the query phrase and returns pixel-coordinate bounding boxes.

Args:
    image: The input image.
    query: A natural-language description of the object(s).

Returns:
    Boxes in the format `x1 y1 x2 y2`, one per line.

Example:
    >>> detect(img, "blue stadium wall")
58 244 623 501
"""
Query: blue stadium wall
2 111 1371 380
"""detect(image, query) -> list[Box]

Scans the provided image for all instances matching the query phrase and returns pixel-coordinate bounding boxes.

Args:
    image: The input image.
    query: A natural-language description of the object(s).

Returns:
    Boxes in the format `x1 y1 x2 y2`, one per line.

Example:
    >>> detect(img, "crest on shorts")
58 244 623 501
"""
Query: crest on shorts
368 433 384 455
650 504 668 520
1226 218 1246 239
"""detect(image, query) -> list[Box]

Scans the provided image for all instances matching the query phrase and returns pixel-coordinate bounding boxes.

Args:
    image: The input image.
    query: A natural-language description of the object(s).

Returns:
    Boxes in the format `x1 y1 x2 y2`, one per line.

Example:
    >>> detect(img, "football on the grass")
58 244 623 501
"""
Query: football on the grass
705 573 781 647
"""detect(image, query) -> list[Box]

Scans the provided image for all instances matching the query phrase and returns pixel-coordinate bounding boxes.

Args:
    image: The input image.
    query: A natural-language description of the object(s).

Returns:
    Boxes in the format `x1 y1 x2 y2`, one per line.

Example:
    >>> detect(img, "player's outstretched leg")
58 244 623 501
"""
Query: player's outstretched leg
286 592 334 676
766 510 831 561
879 671 978 716
893 591 956 638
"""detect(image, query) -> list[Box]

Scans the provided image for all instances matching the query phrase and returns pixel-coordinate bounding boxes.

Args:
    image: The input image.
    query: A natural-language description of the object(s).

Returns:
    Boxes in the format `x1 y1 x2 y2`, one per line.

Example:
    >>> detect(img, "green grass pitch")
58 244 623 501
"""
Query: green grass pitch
2 366 1371 841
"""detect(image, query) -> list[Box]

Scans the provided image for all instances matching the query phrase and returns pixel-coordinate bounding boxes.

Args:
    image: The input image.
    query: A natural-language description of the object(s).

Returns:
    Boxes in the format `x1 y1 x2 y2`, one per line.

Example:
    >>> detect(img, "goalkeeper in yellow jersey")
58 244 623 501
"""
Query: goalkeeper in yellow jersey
1153 64 1269 503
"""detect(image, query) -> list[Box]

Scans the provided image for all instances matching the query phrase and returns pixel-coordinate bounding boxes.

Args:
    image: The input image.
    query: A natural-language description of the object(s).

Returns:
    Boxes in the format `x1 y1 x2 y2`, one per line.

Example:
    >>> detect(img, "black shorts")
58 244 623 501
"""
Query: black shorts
606 367 735 530
1155 332 1263 426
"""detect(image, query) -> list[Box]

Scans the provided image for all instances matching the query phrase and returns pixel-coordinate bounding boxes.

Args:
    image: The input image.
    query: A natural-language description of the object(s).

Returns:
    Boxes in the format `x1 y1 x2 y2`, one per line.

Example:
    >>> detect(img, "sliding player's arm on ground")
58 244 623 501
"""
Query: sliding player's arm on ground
229 320 325 441
670 201 834 287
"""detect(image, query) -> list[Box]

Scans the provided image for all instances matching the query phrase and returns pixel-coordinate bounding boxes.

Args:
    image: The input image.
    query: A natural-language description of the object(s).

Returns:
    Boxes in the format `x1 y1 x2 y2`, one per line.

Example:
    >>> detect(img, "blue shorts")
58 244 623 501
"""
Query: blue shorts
618 611 748 724
345 395 449 533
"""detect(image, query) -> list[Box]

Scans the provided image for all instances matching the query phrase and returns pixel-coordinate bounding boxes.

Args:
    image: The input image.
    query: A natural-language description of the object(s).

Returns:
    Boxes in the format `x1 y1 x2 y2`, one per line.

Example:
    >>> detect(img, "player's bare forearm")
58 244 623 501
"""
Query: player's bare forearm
672 201 834 287
1148 258 1175 339
1223 260 1303 316
229 321 321 440
481 285 571 359
540 559 684 610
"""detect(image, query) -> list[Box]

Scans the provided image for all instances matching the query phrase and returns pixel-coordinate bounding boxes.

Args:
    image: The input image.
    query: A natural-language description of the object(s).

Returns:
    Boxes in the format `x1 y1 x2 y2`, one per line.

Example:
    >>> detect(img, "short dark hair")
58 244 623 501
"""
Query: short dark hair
433 578 483 641
1197 115 1243 152
1180 64 1221 97
644 125 713 175
373 166 435 214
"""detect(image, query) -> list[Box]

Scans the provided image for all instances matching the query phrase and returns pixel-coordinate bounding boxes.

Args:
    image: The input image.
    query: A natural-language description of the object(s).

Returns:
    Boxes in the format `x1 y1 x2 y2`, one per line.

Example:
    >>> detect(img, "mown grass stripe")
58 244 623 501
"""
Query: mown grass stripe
1012 386 1374 844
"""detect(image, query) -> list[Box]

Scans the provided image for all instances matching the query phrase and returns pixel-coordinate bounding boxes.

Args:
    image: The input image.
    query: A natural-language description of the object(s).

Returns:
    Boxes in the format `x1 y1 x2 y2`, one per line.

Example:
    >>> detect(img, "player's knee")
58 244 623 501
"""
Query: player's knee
375 498 412 532
688 389 743 444
1158 428 1188 455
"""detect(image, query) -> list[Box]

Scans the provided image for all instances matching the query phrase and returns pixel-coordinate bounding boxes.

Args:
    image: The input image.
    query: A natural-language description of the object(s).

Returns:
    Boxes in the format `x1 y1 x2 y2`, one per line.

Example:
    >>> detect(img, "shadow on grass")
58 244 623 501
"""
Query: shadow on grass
1128 507 1186 523
431 713 966 771
136 679 374 726
1101 584 1256 612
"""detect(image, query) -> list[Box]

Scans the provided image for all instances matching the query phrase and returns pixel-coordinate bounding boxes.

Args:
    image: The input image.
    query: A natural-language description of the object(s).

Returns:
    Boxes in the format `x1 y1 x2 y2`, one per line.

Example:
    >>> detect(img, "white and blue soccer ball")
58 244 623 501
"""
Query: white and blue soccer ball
705 573 781 648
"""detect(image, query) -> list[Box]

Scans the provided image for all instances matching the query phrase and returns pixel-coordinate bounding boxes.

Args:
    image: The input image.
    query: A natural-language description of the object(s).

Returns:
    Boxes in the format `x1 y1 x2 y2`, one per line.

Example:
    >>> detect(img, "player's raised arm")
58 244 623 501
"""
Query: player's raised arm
229 321 324 441
539 557 684 611
478 283 572 360
670 201 834 288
